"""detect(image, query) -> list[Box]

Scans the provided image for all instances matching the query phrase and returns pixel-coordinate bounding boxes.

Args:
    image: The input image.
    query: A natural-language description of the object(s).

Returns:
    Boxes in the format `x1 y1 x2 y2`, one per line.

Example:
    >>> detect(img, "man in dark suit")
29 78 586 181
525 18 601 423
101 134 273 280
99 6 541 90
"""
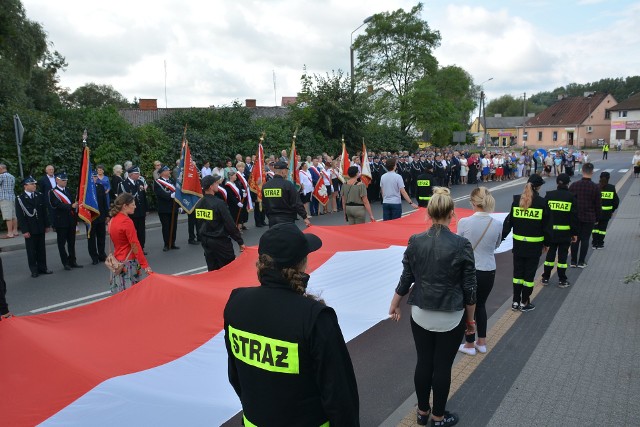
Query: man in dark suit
154 165 179 251
118 166 148 253
48 173 82 270
16 176 53 277
38 165 56 225
87 171 108 265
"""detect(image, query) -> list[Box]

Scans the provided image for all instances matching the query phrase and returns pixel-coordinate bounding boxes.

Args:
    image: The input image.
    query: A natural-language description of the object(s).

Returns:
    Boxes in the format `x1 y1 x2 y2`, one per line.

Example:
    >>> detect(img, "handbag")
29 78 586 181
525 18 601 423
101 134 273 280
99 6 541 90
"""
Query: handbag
105 228 133 275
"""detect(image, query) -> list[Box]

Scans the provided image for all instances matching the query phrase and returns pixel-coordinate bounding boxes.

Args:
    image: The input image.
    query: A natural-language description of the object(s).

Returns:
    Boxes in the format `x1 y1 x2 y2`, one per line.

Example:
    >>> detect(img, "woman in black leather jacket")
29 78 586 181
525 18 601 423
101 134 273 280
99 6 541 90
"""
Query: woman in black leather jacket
389 187 477 427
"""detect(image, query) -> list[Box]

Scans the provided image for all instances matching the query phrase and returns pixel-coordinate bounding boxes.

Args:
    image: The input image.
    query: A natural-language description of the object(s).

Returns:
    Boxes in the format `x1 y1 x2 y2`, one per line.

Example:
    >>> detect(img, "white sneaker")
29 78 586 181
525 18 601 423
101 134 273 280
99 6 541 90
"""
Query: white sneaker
474 342 487 353
458 344 476 356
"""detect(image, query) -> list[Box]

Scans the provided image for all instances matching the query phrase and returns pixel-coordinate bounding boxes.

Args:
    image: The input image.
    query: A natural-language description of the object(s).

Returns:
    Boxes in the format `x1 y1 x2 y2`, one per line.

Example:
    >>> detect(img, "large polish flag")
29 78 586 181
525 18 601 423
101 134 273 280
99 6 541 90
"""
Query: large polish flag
0 209 510 426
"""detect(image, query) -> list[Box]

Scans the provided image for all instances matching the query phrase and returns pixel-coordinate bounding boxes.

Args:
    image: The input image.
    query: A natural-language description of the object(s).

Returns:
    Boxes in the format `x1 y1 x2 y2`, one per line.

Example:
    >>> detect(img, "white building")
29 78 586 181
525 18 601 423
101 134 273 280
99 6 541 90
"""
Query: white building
609 92 640 147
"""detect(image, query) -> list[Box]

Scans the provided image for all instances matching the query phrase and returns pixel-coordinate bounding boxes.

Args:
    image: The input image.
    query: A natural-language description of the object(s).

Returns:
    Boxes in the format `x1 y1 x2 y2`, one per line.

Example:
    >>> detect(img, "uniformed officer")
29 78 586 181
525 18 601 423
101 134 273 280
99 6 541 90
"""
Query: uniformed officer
592 171 619 249
154 165 179 251
415 164 435 208
262 160 311 228
502 174 552 312
194 175 246 271
541 174 578 287
87 171 108 264
118 166 148 253
16 176 52 277
48 172 82 270
224 223 360 426
410 154 424 197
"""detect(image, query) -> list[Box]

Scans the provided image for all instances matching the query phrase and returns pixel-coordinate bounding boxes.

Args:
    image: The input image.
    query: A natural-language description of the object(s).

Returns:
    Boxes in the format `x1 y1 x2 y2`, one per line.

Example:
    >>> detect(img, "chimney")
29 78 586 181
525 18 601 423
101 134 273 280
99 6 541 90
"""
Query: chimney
557 94 565 101
584 91 595 98
245 99 257 108
527 112 535 117
139 99 158 110
494 113 502 117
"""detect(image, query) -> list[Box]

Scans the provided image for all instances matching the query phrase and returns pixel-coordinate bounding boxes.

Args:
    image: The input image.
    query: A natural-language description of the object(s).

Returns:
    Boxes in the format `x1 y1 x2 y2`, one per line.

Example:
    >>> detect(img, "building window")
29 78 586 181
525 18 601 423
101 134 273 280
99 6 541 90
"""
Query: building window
605 110 610 119
618 111 628 118
616 130 626 139
553 131 558 141
538 131 543 141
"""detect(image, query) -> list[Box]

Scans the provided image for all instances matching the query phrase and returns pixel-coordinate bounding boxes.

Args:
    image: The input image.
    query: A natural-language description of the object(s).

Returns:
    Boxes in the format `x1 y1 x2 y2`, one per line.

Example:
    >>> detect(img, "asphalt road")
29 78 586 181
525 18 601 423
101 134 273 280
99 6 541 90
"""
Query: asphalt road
3 150 633 425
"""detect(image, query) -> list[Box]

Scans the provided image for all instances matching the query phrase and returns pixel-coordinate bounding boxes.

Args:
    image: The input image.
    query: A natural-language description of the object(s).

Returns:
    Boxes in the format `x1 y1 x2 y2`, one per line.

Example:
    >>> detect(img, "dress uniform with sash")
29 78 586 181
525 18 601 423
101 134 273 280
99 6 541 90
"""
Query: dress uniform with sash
194 175 244 271
16 176 52 277
154 166 179 251
48 173 82 270
592 171 619 249
88 171 109 264
502 174 552 311
415 167 435 208
118 166 148 251
541 174 578 287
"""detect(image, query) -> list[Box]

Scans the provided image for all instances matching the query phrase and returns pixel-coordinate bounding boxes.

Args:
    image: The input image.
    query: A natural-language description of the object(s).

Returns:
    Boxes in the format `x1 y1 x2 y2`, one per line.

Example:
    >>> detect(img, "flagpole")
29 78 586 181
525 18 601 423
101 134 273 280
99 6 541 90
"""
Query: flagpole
168 124 187 248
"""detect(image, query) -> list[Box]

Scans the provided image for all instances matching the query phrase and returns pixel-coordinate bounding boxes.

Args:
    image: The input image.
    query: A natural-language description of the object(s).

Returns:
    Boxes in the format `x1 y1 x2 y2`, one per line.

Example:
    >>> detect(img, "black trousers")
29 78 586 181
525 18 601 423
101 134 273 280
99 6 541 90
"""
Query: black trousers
602 151 608 159
0 257 8 315
202 237 235 271
187 211 197 241
56 226 77 266
159 212 177 248
592 218 610 247
411 317 465 417
87 222 107 262
25 232 48 274
512 254 539 305
543 242 570 282
465 270 495 342
254 202 267 227
131 216 146 249
571 221 594 264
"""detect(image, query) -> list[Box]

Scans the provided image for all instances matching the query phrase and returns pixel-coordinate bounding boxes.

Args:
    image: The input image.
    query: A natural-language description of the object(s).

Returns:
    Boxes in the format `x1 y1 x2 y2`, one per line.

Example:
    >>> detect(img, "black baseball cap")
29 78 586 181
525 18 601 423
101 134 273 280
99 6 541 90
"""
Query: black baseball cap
273 160 288 170
258 223 322 268
201 174 221 190
556 173 571 185
527 174 545 187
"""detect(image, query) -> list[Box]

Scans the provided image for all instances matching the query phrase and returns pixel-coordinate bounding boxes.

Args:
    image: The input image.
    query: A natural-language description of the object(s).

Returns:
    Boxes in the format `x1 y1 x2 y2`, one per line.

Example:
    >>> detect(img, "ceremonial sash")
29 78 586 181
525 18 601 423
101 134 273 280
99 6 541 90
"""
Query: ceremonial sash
308 166 320 182
52 188 71 205
155 179 176 193
236 174 253 211
321 169 331 185
225 182 241 201
217 187 227 202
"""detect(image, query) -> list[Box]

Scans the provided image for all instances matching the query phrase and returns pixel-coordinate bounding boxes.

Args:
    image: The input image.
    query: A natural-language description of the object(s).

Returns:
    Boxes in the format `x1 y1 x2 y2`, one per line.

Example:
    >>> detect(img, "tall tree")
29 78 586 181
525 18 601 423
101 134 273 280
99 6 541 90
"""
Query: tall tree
353 3 441 134
65 83 131 108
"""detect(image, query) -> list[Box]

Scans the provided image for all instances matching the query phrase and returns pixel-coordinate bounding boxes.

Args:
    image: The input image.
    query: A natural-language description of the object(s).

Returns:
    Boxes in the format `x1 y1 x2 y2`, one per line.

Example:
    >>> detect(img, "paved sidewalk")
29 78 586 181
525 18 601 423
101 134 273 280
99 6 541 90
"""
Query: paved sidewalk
391 174 640 426
0 212 188 253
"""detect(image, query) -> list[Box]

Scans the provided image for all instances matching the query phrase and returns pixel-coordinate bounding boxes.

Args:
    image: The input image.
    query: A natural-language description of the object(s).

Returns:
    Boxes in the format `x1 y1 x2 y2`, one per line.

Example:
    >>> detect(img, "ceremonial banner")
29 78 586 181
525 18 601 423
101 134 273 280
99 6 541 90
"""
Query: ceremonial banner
249 139 265 203
77 146 100 235
175 137 203 214
0 209 511 427
338 140 350 183
287 135 300 190
360 141 372 187
312 177 329 206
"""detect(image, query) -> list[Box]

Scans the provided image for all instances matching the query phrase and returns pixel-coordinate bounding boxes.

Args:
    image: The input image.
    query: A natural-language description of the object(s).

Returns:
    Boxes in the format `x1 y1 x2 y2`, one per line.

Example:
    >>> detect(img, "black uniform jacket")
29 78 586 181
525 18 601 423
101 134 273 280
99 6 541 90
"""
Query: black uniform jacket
154 178 176 214
118 178 147 217
502 193 553 257
544 187 578 243
224 269 360 427
415 172 435 207
193 194 243 245
261 175 307 220
48 186 77 228
94 182 108 224
599 183 619 220
16 191 50 234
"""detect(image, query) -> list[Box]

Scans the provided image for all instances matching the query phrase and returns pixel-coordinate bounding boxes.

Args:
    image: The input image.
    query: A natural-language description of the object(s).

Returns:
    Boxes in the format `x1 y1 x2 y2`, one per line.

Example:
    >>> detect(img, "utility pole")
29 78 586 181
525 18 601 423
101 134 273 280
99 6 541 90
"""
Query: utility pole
522 92 527 148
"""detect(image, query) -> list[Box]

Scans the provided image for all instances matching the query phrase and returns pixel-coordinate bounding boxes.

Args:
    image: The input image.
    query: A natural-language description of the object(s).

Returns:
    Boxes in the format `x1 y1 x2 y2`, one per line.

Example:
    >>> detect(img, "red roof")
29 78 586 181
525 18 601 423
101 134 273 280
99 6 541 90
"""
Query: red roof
525 93 609 126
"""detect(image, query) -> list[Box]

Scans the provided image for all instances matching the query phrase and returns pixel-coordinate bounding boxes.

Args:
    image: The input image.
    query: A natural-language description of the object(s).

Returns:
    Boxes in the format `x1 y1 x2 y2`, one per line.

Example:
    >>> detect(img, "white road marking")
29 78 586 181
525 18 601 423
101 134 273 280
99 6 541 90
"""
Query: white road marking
30 291 112 313
604 169 614 173
619 169 629 173
593 168 600 172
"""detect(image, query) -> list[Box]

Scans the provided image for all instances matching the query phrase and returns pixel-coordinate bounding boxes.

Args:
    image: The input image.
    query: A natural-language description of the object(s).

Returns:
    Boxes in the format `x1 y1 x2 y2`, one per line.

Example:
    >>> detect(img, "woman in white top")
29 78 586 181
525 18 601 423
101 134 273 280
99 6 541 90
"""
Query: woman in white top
459 156 468 184
632 150 640 178
456 187 502 355
200 161 212 177
298 162 314 216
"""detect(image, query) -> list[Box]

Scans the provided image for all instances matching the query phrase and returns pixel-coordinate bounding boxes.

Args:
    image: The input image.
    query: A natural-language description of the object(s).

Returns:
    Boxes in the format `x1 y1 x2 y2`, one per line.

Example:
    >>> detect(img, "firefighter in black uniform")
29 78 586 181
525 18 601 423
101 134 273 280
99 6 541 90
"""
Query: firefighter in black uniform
87 171 108 264
541 174 578 287
592 171 619 249
16 176 52 277
194 175 245 271
410 155 424 198
434 154 446 187
49 173 82 270
224 223 360 426
154 165 179 251
262 160 311 228
415 164 435 208
118 166 148 253
502 174 552 312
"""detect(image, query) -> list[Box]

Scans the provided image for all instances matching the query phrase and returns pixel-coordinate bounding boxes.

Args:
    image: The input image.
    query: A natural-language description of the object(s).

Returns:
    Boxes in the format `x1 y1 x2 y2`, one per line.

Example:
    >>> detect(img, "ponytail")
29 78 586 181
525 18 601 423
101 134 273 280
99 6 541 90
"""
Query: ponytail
519 183 534 209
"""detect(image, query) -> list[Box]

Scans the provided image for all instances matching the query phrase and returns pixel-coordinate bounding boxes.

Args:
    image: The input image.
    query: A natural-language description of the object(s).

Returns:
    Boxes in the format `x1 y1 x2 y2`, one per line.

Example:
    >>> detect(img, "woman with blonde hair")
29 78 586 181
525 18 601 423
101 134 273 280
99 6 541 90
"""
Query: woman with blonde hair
389 187 476 426
501 174 552 312
457 187 502 356
632 150 640 178
110 164 124 201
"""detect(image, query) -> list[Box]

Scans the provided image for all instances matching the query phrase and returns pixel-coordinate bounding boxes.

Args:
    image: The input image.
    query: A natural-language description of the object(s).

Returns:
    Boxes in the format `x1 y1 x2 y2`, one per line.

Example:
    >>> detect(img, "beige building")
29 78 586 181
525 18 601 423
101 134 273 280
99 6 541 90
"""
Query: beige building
516 92 616 148
469 115 528 146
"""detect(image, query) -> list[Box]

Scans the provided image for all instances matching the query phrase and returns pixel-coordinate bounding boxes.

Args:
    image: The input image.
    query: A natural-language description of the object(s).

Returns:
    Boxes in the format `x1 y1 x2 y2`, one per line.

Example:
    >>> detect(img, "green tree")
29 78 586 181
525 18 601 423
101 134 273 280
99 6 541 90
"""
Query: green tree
65 83 131 108
353 2 441 134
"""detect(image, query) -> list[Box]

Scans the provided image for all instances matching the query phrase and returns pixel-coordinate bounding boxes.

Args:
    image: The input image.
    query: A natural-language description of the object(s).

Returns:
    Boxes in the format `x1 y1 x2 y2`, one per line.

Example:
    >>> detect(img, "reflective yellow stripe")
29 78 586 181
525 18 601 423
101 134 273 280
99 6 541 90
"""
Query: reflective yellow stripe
593 230 607 235
513 207 543 220
512 234 544 242
418 196 431 200
263 188 282 198
548 201 571 212
553 225 570 230
417 180 430 186
601 191 614 199
601 206 613 211
513 278 523 284
195 208 213 220
227 325 299 374
243 415 329 427
523 281 535 288
557 263 568 268
544 261 555 267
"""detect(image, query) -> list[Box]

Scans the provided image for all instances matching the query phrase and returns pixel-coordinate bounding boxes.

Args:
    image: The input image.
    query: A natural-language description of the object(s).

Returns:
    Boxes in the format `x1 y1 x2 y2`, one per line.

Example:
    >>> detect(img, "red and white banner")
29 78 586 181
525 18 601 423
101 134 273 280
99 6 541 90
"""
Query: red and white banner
338 141 350 183
0 209 510 426
312 177 330 206
360 142 372 187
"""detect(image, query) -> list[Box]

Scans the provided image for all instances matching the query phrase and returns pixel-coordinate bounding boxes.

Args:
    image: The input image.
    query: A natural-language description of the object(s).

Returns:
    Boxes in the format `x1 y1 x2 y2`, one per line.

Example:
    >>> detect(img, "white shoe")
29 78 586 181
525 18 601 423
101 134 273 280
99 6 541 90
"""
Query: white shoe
474 342 487 353
458 344 476 356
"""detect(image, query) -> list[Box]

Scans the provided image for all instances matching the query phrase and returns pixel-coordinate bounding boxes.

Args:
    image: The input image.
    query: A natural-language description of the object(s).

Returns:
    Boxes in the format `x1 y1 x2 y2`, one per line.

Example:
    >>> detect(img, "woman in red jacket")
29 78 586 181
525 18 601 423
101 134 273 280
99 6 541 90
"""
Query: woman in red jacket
108 193 152 293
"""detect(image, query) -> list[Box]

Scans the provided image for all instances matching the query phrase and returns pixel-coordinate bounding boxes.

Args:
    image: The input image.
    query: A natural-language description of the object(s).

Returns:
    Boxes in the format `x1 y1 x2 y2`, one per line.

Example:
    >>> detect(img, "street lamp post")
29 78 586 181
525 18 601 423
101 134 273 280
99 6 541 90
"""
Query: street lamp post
350 15 374 92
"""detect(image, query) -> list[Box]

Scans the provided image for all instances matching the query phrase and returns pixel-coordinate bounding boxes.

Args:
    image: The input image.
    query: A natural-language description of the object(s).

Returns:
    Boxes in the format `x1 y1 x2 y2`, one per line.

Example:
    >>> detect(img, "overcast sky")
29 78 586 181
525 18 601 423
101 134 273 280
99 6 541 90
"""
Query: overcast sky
22 0 640 108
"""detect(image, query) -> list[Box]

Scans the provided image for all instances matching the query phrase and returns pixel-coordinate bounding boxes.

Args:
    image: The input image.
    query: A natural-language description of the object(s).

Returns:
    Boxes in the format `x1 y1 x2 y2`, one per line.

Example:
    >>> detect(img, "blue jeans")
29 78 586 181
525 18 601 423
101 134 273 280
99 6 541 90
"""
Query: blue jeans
382 203 402 221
